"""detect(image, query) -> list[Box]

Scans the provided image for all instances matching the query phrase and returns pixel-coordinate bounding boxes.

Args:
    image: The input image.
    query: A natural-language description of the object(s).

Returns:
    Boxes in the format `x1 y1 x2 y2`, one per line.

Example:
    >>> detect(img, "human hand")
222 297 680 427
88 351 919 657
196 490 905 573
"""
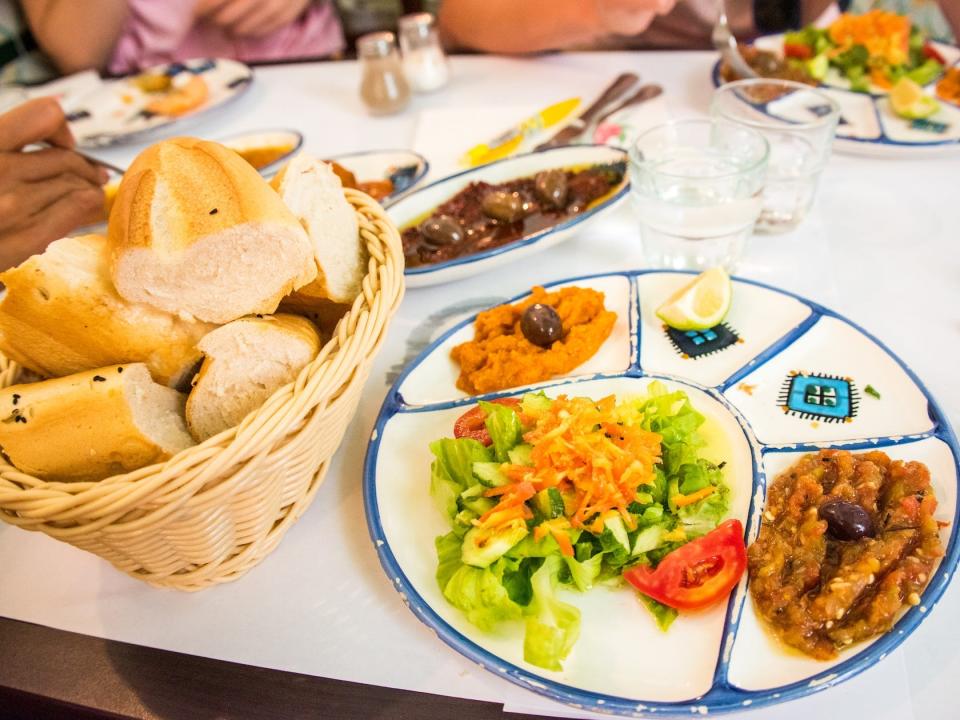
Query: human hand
594 0 677 36
0 98 106 271
196 0 312 39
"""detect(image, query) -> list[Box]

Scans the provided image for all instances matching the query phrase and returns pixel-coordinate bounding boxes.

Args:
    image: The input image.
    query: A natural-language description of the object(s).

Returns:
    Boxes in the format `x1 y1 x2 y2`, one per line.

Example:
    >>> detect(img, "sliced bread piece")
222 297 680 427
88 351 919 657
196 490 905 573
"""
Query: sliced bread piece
0 363 194 482
186 314 321 441
271 153 365 305
109 137 317 324
0 234 216 387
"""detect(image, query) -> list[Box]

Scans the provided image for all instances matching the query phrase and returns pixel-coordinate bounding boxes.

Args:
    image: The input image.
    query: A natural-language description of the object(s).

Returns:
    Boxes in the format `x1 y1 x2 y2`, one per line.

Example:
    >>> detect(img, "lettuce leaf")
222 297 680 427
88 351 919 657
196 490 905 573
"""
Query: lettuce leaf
441 562 523 632
638 593 678 632
430 438 492 521
479 400 523 462
523 555 581 670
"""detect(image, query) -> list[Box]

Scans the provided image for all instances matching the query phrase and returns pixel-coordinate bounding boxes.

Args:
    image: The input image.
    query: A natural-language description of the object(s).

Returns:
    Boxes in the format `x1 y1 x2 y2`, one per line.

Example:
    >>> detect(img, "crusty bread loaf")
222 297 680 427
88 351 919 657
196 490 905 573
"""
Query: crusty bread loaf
271 153 365 305
0 364 194 482
186 314 321 441
109 137 317 324
0 234 215 388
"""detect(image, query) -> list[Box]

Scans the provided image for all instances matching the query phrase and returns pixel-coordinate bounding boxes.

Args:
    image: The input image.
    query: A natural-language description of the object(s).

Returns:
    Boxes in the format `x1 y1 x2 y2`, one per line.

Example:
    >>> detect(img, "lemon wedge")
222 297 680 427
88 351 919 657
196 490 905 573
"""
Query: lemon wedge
655 268 732 331
890 77 940 120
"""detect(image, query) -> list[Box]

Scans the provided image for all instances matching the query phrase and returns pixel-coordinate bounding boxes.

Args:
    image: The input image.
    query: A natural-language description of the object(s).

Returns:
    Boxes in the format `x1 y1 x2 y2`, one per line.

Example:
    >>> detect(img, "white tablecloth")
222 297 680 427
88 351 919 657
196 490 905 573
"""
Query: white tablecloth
2 52 958 719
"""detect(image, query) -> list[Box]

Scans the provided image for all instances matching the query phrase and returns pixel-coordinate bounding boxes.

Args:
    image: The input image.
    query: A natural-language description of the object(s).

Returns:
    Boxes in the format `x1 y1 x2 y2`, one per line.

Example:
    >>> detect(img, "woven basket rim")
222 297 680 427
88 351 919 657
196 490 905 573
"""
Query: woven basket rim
0 188 404 510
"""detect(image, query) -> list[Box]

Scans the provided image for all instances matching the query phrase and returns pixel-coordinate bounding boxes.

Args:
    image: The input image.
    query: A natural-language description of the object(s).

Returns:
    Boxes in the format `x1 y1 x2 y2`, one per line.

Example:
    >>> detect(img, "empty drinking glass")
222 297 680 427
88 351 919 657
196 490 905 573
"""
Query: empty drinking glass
710 79 840 233
628 119 768 271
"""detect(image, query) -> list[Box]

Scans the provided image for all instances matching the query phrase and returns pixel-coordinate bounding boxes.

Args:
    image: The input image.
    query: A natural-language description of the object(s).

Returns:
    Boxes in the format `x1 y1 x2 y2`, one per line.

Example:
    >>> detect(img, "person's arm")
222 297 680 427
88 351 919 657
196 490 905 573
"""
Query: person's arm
20 0 129 74
800 0 837 25
0 99 106 271
940 0 960 41
438 0 675 54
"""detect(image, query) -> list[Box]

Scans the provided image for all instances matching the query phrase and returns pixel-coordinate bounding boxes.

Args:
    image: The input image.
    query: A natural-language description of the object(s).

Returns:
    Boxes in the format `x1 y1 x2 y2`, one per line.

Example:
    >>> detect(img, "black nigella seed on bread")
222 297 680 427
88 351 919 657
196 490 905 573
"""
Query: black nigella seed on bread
209 208 218 215
92 375 106 382
11 393 19 405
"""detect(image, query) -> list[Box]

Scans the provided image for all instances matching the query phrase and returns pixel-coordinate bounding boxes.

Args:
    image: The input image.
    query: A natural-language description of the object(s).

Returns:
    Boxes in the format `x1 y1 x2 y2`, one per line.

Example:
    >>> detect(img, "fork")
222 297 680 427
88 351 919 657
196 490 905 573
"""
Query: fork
712 0 758 80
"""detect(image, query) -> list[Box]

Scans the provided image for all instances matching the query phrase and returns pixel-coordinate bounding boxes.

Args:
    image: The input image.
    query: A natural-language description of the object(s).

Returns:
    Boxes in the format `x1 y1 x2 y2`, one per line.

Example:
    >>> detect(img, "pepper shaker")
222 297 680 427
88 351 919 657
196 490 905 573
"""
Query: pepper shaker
358 31 410 116
398 13 450 93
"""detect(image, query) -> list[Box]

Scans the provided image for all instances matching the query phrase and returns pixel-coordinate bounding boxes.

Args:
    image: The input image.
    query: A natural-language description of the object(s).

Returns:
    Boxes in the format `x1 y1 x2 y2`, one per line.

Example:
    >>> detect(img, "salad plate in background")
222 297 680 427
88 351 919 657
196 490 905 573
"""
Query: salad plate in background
712 11 960 156
364 270 959 715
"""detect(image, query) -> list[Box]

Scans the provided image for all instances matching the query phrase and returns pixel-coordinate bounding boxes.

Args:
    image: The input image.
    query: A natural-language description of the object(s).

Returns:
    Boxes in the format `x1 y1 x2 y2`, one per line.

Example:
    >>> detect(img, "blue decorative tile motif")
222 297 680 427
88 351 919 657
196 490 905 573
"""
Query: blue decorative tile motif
910 118 949 134
665 323 740 359
778 371 859 422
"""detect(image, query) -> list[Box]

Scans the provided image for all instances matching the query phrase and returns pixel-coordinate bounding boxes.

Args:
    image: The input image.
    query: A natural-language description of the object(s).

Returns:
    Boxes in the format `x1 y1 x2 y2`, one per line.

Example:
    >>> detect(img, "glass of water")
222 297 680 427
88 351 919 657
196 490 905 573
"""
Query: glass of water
628 118 768 271
711 79 840 233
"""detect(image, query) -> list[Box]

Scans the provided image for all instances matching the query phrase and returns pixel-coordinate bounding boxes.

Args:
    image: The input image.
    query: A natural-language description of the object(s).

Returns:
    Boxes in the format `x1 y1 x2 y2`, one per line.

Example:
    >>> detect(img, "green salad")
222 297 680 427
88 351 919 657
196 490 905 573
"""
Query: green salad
782 11 945 91
428 383 742 671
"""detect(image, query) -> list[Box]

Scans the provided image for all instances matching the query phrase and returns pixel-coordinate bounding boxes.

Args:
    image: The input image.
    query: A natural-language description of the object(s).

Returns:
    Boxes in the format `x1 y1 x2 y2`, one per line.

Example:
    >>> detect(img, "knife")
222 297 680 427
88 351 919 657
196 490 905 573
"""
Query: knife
535 72 640 150
592 84 664 130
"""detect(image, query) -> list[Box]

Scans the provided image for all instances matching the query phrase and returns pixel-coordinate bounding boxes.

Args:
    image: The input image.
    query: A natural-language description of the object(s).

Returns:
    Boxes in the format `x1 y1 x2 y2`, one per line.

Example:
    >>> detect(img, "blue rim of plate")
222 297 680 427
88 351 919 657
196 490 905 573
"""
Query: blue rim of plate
392 145 630 278
326 149 430 206
710 35 960 149
73 58 255 149
362 269 960 716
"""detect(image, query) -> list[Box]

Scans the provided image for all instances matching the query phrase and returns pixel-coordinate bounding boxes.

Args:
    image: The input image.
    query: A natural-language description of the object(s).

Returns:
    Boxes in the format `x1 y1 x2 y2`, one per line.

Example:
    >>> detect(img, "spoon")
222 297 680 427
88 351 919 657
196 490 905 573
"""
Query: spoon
712 0 757 80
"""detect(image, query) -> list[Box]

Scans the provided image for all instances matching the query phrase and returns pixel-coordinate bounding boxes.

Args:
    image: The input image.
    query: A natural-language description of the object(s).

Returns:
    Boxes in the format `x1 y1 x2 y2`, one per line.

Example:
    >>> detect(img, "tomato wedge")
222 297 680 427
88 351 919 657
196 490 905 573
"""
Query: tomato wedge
923 42 947 65
623 519 747 611
453 397 521 446
783 42 813 60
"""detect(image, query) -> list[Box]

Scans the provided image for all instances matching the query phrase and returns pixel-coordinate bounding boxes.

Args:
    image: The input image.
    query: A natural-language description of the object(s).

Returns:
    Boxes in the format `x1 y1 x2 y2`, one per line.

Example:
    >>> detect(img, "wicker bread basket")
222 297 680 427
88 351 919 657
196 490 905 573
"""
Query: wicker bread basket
0 189 404 591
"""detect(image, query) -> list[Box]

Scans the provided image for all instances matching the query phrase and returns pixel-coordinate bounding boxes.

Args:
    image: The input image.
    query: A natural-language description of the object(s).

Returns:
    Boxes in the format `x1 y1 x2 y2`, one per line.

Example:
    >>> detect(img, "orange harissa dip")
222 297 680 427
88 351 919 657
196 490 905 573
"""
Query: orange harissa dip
451 286 616 395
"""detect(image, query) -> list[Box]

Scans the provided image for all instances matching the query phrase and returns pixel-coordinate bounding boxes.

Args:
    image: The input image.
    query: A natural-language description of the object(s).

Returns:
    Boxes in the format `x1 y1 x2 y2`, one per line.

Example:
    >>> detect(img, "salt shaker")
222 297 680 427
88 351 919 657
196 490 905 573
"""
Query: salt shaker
398 13 450 93
358 31 410 115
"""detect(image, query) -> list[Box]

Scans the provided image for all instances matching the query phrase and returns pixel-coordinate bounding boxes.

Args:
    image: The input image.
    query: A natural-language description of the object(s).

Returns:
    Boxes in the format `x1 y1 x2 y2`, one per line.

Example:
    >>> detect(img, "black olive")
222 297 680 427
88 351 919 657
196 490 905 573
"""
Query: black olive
534 169 568 209
419 214 464 246
520 303 563 348
819 500 875 541
481 190 525 222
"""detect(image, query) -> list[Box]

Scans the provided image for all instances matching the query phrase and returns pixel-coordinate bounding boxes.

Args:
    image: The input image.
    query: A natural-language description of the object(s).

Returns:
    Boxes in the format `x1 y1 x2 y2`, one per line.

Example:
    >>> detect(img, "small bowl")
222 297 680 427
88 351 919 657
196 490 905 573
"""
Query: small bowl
326 149 429 205
218 129 304 176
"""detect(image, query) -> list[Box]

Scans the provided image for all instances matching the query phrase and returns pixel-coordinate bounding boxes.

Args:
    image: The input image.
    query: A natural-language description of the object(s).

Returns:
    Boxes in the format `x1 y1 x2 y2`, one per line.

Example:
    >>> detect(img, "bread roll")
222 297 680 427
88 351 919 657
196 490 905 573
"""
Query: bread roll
0 364 194 482
0 234 215 387
186 314 321 441
109 137 317 324
271 153 365 305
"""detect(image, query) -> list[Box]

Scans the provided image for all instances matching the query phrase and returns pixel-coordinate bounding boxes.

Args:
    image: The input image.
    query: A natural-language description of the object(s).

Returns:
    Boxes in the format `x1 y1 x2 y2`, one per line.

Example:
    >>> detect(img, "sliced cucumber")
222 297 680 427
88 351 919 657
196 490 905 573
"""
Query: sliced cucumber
632 525 663 556
461 495 495 516
472 461 509 487
461 523 528 568
507 443 534 467
532 488 564 520
599 514 631 554
521 392 552 416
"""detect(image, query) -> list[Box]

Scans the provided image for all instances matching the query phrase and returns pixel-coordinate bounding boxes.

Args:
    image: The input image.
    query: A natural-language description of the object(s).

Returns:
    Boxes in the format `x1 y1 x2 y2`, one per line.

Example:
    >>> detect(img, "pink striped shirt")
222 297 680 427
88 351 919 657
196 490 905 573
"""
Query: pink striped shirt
108 0 344 75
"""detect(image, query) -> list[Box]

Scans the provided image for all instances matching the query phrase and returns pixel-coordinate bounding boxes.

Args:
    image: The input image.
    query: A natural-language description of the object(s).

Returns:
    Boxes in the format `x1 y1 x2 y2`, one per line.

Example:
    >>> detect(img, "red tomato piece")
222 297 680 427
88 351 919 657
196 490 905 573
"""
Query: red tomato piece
784 42 813 60
923 42 946 65
623 519 747 611
453 397 521 446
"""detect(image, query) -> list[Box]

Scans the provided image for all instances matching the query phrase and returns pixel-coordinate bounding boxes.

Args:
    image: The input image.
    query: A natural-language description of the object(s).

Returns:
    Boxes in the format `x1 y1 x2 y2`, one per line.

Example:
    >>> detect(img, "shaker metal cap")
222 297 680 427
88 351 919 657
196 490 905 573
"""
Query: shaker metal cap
398 12 434 38
357 31 397 58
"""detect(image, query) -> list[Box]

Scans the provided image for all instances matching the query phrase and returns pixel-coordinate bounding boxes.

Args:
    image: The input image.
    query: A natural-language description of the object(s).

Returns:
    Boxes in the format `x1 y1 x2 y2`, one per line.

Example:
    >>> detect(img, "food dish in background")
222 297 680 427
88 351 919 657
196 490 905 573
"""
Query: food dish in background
389 145 629 288
219 129 303 175
712 10 960 155
65 58 253 149
364 269 958 715
326 149 429 205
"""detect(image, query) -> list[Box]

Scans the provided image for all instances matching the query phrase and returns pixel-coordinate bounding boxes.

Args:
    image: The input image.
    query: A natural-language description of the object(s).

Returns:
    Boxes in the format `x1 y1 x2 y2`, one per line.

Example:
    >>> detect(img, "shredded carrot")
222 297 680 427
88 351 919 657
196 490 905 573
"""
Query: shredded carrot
476 395 661 532
672 486 716 508
828 10 910 67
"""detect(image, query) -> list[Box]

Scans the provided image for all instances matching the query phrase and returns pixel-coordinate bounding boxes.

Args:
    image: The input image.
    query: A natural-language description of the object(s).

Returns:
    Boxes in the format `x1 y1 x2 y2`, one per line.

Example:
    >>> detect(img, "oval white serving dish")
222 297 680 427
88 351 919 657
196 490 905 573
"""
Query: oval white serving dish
388 145 630 288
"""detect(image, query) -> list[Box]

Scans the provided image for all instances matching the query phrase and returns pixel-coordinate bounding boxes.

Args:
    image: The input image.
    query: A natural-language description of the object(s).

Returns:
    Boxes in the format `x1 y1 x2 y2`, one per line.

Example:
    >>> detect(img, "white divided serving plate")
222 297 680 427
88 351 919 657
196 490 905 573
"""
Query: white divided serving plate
364 270 959 716
711 34 960 157
388 145 629 288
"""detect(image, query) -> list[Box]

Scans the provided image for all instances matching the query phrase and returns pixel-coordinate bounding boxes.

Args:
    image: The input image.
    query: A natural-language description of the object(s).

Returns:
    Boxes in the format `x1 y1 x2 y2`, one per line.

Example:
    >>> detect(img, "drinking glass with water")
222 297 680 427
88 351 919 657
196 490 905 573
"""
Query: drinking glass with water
628 119 768 271
710 79 840 233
